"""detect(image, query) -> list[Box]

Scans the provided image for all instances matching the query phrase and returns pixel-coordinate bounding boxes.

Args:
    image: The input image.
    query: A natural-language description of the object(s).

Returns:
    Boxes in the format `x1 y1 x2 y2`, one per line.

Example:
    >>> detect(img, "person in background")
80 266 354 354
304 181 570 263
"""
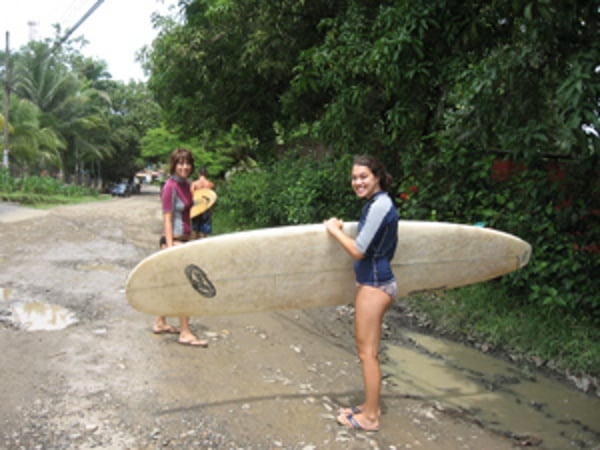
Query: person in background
153 148 208 348
190 167 215 239
325 155 398 432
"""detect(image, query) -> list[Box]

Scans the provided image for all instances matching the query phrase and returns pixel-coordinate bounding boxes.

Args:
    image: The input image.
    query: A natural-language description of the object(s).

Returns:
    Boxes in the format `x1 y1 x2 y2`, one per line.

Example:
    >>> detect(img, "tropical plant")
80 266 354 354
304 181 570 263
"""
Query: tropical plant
11 41 112 183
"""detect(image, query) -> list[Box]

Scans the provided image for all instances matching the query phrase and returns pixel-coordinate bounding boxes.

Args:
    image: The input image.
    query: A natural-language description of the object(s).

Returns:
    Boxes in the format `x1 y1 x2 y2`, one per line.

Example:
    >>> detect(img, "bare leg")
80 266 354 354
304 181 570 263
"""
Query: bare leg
339 285 392 430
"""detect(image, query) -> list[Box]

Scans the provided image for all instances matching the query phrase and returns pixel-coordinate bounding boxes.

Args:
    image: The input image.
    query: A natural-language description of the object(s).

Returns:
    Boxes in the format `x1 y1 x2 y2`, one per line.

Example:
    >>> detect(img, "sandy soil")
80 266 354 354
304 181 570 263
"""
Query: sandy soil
0 187 520 449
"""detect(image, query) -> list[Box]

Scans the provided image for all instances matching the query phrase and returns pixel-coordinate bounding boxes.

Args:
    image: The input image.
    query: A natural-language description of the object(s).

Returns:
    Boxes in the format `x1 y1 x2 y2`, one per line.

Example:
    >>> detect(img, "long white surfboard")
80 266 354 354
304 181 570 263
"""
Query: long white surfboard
126 221 531 317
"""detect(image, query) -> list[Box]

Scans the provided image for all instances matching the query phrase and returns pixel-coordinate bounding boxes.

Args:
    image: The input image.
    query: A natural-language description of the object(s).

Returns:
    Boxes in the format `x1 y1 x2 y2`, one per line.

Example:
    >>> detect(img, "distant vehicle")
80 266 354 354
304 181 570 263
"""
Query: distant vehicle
111 183 131 197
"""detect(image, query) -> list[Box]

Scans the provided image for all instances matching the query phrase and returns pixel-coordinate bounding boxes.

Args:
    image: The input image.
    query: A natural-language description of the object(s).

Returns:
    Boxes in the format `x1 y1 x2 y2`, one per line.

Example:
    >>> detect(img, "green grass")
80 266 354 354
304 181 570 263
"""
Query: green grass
0 170 103 207
404 283 600 376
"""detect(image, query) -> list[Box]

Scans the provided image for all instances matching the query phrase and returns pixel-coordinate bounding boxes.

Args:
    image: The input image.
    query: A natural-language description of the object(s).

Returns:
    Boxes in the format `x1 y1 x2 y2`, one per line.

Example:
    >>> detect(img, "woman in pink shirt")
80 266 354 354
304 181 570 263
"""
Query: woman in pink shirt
153 148 208 347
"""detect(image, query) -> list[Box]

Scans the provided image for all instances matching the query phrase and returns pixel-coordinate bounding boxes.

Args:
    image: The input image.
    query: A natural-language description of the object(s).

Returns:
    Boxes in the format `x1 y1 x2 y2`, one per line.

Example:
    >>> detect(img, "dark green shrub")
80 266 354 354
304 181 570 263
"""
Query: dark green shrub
218 152 360 230
396 143 599 323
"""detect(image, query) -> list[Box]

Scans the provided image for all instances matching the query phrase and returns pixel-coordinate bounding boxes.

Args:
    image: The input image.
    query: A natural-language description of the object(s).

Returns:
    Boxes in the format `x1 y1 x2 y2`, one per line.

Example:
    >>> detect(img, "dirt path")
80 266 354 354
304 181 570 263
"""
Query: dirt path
0 187 519 449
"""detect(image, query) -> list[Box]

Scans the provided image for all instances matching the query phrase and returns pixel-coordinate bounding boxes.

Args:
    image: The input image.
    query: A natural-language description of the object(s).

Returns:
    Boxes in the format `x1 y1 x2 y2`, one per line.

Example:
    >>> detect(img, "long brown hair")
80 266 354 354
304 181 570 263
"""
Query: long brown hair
352 155 393 192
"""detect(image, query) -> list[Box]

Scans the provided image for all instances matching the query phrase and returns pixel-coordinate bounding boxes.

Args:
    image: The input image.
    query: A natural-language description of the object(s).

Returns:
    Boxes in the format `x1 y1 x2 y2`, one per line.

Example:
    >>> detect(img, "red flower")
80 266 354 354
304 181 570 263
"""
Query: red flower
400 192 409 201
409 185 418 193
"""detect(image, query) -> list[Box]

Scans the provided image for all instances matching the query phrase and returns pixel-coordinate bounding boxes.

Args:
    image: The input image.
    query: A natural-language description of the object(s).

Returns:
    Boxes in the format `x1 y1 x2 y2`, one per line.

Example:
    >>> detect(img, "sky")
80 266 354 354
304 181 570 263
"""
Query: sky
0 0 177 82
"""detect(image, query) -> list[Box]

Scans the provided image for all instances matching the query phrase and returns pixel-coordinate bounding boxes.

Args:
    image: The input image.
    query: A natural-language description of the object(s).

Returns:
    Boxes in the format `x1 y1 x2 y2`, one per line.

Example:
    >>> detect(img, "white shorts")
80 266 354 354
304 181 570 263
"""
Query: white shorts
357 280 398 299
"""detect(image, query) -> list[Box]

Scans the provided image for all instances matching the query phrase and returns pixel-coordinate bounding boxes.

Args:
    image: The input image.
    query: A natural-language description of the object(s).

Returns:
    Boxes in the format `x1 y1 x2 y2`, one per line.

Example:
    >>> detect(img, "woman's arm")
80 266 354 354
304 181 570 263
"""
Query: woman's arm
163 212 174 247
325 218 365 260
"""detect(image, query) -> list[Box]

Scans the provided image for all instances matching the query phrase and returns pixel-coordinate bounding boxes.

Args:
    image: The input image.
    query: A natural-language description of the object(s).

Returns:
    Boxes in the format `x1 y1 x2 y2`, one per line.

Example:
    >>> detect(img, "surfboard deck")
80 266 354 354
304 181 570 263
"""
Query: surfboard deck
126 221 531 317
190 189 217 218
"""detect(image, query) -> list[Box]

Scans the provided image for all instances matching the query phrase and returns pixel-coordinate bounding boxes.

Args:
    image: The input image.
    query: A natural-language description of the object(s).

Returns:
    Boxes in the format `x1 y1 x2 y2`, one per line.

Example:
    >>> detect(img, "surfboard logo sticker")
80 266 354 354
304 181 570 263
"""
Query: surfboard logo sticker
185 264 217 298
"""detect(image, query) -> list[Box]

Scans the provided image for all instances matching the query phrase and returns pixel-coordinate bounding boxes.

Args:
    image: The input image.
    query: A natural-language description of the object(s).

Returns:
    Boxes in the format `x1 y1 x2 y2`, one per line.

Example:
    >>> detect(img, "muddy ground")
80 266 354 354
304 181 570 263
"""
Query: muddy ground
0 186 563 449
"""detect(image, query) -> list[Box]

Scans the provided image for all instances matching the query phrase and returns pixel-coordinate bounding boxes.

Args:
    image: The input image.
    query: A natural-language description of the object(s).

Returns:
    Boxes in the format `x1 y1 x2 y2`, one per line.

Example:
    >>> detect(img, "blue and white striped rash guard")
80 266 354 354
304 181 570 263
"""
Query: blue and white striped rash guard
354 191 398 285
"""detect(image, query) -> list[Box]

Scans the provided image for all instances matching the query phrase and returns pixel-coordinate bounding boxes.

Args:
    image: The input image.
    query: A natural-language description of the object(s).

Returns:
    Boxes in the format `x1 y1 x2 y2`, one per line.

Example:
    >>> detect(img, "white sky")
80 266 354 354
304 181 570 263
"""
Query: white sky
1 0 177 82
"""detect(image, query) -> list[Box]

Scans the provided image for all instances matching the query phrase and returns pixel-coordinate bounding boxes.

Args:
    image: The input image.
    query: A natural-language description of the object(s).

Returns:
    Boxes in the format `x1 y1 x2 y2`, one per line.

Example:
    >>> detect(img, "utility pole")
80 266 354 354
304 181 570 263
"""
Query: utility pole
3 31 9 169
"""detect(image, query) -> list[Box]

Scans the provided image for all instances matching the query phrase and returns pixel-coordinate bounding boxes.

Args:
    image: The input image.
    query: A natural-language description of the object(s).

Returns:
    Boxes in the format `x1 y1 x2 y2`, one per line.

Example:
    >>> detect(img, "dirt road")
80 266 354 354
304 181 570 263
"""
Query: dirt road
0 187 519 449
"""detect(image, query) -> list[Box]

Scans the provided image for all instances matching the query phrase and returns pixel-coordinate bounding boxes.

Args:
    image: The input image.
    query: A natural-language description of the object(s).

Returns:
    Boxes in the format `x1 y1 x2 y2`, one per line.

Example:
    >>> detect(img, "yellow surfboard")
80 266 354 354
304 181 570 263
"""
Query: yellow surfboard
190 189 217 218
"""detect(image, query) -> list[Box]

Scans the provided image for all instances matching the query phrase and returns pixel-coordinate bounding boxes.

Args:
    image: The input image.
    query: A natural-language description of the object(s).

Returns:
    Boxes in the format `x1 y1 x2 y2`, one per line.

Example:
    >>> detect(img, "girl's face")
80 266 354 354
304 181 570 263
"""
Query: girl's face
351 164 381 199
175 158 193 179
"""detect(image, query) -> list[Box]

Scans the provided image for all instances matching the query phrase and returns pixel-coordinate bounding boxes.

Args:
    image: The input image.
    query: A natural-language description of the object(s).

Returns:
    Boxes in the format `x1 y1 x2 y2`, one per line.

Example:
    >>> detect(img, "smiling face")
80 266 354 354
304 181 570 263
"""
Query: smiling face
351 163 381 199
174 158 193 179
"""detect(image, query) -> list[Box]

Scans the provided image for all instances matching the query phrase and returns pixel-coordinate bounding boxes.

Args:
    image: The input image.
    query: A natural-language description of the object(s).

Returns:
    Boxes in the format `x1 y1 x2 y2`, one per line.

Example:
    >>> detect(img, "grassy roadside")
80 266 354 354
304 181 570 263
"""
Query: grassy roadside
0 171 105 208
402 283 600 387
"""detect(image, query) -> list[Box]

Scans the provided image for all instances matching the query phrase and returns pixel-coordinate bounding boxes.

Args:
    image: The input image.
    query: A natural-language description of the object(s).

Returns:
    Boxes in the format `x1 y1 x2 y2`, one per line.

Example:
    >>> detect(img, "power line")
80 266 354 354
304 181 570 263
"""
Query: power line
47 0 105 57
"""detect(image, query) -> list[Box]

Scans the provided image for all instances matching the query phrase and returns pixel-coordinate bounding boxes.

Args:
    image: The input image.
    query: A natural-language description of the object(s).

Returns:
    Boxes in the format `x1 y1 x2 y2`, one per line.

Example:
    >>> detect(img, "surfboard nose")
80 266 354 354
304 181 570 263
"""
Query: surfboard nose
518 242 532 268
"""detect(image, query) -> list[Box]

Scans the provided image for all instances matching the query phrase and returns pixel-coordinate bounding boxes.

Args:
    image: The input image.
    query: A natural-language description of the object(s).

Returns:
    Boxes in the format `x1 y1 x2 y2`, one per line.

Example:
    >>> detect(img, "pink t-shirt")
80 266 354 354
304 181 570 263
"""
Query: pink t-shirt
161 176 193 236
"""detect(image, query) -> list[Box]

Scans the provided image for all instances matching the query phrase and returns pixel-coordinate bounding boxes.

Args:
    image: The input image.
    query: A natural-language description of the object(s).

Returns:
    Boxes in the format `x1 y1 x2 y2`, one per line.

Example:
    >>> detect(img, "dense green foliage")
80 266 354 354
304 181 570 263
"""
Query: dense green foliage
219 152 359 229
147 0 340 159
141 124 256 178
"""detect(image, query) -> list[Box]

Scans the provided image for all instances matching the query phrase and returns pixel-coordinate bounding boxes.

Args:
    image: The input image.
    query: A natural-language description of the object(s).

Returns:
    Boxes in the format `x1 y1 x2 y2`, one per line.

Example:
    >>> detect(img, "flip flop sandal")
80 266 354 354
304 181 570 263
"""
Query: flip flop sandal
337 413 379 432
338 405 362 415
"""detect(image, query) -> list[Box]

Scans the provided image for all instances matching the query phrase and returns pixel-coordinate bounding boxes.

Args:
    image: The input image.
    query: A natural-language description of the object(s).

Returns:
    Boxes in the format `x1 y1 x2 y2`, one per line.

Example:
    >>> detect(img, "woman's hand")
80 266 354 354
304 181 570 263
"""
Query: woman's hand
325 217 364 260
325 217 343 234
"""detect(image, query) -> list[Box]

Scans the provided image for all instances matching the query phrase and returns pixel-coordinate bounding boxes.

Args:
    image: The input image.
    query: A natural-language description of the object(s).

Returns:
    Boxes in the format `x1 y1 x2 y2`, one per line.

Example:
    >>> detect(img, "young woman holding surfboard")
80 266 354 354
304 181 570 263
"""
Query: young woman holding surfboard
153 148 208 348
325 155 398 432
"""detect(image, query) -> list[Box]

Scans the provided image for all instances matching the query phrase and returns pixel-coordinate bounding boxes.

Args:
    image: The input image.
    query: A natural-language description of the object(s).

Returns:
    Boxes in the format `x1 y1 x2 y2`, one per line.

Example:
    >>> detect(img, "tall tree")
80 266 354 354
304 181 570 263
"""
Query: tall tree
147 0 341 159
13 41 112 182
100 80 162 184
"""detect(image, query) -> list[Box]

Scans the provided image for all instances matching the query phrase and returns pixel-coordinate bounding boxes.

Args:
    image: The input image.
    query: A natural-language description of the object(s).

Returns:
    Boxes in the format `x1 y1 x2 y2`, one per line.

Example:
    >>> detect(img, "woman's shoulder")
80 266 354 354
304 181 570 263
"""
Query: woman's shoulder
369 192 397 220
371 191 394 208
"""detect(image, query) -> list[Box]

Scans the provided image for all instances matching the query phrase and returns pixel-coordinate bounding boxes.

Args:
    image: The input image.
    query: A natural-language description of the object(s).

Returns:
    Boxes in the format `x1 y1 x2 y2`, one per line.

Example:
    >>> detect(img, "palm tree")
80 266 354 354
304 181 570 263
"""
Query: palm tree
12 42 111 183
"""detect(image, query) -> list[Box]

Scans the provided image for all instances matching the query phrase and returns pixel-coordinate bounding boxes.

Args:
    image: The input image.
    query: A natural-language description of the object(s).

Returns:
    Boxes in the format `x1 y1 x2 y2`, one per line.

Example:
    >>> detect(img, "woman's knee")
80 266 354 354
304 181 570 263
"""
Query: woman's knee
356 340 380 362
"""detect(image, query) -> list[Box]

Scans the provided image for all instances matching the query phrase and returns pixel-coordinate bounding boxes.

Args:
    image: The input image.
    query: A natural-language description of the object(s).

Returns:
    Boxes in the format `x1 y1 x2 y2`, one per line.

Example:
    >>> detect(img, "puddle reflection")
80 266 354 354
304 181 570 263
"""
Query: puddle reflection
8 301 78 331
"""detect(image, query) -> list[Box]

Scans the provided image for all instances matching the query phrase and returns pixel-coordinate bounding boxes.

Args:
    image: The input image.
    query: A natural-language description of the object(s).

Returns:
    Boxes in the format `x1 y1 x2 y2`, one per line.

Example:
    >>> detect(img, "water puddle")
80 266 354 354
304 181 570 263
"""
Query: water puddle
383 331 599 449
2 299 78 331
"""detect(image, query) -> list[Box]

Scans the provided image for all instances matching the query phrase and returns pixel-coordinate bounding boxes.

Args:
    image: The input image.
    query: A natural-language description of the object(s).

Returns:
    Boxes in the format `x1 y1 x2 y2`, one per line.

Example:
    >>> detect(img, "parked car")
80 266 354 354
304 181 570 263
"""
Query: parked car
111 183 131 197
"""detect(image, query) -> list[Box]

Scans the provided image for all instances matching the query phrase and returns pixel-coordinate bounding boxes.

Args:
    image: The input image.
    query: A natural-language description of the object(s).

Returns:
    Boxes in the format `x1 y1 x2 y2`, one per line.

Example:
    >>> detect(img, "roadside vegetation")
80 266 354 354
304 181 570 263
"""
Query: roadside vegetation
0 168 101 206
1 1 597 388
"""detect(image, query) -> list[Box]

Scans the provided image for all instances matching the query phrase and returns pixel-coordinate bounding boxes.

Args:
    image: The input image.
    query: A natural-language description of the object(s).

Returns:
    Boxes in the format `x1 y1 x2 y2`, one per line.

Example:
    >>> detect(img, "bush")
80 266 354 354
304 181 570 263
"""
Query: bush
396 144 599 323
218 152 360 230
